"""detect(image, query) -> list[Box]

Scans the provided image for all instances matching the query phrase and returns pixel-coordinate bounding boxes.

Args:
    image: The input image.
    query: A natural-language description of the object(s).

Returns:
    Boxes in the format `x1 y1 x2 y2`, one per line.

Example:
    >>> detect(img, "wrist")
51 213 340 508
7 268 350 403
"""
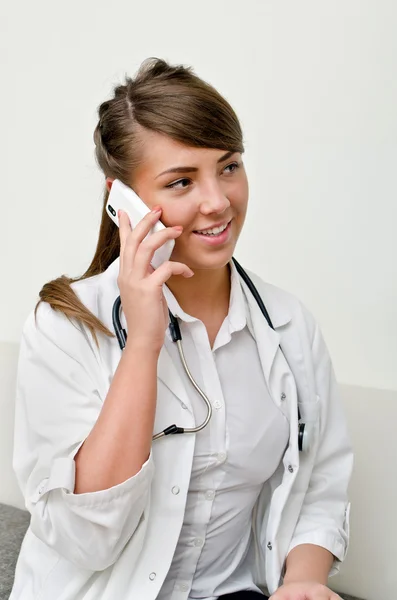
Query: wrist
284 544 333 586
283 573 328 586
124 339 161 360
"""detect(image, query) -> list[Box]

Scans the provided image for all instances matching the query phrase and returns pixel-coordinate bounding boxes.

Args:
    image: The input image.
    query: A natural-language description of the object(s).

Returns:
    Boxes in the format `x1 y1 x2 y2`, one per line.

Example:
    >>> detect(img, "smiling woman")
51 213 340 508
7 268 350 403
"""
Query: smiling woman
10 58 352 600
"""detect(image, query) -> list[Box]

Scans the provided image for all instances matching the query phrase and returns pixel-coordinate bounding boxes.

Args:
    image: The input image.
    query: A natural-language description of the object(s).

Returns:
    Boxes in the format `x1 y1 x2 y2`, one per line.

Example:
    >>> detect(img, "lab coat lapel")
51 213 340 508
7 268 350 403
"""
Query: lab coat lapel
157 345 193 414
242 281 281 382
240 275 292 385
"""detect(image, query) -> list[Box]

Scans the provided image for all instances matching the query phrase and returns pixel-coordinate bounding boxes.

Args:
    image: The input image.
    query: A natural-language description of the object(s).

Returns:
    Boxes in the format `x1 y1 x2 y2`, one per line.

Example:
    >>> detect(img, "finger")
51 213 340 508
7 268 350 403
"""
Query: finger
133 226 183 276
120 207 162 273
149 260 194 287
128 206 163 245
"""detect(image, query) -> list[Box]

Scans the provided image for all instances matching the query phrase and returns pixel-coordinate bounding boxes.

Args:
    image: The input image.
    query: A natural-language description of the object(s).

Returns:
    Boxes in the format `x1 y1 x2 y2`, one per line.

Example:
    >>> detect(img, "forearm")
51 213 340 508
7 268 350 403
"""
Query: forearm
74 341 159 493
284 544 334 586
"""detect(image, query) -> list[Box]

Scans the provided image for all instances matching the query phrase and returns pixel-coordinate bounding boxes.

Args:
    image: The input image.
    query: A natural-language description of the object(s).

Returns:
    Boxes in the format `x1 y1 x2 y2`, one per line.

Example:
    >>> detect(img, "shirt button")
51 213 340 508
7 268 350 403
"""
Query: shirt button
214 400 222 410
205 490 215 500
288 465 294 473
172 486 180 495
217 452 227 463
193 537 204 547
181 403 188 409
281 393 286 401
149 572 156 580
267 542 273 550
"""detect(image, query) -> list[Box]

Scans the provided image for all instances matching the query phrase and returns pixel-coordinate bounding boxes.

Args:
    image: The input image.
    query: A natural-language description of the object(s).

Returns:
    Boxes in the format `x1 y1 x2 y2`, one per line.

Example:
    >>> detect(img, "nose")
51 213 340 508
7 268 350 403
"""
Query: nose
199 181 230 215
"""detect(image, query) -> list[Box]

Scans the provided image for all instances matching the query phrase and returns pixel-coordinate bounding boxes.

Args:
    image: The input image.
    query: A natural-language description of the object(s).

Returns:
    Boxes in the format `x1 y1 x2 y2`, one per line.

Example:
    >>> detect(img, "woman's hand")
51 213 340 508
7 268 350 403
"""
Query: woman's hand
270 582 342 600
118 206 193 354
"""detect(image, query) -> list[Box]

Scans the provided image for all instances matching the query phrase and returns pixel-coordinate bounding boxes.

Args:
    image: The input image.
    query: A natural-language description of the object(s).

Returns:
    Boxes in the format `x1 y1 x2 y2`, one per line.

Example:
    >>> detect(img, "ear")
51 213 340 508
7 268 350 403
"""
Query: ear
105 177 115 192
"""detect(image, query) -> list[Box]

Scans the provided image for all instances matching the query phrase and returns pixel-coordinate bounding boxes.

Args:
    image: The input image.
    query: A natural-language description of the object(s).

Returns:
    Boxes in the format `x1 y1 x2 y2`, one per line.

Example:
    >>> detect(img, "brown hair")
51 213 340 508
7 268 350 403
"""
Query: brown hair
37 58 245 344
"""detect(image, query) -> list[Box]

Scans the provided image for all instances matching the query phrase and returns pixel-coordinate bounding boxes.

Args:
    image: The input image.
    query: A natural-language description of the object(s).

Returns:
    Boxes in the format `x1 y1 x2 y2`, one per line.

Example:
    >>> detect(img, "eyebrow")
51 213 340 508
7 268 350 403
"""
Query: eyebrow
155 150 237 179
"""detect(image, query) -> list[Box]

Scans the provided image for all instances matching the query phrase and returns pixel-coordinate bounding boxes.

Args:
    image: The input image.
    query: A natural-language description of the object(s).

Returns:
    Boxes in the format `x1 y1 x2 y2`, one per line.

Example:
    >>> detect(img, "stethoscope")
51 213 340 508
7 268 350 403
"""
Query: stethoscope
112 258 313 452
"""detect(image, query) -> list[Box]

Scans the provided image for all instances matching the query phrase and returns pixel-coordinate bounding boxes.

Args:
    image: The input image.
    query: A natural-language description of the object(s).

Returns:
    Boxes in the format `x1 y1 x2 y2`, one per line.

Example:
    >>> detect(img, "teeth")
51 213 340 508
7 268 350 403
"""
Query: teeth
197 222 228 236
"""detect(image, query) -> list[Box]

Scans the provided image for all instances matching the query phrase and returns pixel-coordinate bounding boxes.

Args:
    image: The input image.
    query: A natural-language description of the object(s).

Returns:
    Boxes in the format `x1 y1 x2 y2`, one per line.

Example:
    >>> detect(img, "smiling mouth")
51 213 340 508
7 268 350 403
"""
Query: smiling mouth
193 220 231 236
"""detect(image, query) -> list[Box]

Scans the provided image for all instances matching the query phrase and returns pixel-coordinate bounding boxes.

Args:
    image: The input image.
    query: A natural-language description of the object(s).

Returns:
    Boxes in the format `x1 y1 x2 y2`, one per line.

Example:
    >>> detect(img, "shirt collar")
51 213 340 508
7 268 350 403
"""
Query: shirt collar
163 260 247 334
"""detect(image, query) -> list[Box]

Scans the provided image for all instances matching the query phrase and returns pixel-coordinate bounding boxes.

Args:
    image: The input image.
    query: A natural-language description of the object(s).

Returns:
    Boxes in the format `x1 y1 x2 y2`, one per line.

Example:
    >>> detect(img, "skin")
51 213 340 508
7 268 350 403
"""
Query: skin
97 130 340 599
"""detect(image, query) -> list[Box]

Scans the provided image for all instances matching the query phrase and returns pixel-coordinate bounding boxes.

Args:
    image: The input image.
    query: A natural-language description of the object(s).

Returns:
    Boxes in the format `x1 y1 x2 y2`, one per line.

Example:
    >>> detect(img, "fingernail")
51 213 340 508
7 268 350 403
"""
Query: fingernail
152 206 162 213
173 226 183 232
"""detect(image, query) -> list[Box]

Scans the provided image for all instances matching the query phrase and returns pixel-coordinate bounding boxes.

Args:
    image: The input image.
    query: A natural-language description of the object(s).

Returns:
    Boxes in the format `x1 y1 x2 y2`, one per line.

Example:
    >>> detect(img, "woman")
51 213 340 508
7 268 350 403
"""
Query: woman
11 58 352 600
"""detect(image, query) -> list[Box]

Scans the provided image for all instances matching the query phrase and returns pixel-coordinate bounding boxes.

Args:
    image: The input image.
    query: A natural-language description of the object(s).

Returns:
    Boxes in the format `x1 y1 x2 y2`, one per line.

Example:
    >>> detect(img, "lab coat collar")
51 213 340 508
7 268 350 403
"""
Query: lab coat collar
97 256 122 334
228 259 249 332
239 271 292 382
240 269 292 330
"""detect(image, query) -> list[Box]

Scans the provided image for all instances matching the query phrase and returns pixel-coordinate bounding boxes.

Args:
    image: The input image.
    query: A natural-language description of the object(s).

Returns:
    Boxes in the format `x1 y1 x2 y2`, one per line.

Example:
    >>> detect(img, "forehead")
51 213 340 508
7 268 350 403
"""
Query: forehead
135 129 230 178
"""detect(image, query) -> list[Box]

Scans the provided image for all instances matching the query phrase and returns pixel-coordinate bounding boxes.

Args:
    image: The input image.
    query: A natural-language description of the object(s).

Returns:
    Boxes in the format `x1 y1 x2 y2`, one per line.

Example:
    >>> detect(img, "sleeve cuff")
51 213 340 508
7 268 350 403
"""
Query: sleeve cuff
287 531 348 577
31 451 155 508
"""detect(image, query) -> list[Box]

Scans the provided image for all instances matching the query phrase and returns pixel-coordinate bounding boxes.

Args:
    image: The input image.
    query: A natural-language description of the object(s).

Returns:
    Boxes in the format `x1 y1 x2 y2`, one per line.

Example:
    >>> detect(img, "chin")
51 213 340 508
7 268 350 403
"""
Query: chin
171 233 239 271
184 250 235 272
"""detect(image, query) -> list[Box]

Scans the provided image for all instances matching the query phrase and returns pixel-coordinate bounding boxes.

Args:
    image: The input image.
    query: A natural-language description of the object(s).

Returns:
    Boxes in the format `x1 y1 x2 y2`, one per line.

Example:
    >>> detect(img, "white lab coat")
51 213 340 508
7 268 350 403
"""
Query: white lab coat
11 258 353 600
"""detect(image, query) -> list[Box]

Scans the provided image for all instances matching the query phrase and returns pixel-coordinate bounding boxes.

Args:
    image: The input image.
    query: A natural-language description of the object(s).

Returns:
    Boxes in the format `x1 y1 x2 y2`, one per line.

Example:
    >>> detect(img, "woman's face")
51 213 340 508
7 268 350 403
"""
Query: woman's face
126 130 248 271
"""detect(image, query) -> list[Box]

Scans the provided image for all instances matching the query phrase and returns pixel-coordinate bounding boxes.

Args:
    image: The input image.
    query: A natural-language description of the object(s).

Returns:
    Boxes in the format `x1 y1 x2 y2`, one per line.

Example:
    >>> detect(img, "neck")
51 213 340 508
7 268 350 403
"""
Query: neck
167 263 231 317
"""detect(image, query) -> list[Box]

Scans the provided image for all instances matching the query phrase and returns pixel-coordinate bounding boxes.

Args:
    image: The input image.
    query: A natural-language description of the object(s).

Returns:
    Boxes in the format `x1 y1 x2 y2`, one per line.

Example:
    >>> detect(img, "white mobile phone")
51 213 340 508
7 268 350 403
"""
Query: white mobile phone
106 179 175 269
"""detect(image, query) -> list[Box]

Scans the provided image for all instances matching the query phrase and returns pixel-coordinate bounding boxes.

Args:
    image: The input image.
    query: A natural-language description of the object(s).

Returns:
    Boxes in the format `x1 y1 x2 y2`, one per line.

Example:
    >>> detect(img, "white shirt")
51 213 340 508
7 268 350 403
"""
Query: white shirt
159 263 289 599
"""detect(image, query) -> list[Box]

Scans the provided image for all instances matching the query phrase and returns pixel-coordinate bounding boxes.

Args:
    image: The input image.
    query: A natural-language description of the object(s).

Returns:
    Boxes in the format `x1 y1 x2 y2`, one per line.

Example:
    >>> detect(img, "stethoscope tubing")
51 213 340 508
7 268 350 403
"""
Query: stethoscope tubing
112 258 307 447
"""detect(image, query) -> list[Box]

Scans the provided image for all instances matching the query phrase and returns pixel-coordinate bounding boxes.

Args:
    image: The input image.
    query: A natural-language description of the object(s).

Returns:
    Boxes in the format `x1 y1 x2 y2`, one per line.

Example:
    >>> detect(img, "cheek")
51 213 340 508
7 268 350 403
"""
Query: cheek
232 187 249 218
230 173 249 210
160 202 197 229
237 194 248 214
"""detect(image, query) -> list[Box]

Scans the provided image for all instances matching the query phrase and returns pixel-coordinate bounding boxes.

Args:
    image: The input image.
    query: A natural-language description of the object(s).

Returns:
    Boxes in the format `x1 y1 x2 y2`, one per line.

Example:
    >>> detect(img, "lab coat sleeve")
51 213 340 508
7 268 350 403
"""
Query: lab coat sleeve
13 303 155 571
287 309 353 575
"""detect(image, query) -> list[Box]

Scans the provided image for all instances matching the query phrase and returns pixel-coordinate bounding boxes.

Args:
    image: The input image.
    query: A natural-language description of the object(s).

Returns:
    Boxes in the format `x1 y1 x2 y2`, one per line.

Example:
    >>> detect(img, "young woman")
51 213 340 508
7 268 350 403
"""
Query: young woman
11 59 352 600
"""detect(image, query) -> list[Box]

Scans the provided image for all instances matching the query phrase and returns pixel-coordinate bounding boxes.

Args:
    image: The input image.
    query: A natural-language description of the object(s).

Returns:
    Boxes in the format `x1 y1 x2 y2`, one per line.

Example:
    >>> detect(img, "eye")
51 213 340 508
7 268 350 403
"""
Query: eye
165 178 191 190
223 161 240 175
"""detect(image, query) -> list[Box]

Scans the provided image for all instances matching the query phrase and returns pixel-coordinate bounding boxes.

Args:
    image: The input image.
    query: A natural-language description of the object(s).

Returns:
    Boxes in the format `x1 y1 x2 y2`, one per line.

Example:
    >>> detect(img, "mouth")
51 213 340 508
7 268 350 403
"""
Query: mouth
193 220 231 236
192 219 232 246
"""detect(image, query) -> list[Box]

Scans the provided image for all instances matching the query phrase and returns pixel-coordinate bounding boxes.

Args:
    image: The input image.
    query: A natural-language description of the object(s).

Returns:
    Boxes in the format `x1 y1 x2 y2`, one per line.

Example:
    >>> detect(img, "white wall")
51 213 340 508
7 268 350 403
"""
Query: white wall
1 0 396 393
